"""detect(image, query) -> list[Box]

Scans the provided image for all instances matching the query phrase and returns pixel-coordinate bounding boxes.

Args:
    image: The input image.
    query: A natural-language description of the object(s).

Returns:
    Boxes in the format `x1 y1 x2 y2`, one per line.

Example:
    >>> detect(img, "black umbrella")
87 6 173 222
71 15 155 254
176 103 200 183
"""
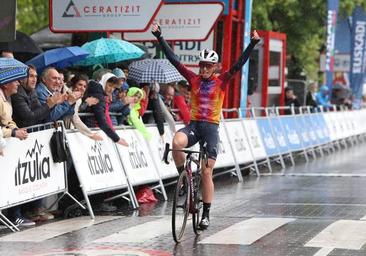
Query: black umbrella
0 31 42 54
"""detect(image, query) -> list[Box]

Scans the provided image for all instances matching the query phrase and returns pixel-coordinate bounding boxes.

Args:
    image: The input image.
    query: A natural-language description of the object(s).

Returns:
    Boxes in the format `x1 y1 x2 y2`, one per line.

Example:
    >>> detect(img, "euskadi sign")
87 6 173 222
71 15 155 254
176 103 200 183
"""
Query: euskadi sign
123 3 224 41
49 0 163 32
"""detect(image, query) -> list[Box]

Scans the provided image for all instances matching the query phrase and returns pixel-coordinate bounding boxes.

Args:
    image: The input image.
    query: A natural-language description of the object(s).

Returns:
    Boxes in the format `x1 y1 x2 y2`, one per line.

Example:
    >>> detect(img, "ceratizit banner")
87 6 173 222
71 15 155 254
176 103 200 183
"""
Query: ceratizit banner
123 3 224 41
49 0 162 32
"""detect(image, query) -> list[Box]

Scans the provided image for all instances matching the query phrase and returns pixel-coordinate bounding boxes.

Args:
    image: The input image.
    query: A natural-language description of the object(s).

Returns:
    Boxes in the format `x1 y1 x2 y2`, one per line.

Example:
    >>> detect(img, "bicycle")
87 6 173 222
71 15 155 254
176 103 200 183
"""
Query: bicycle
163 143 208 243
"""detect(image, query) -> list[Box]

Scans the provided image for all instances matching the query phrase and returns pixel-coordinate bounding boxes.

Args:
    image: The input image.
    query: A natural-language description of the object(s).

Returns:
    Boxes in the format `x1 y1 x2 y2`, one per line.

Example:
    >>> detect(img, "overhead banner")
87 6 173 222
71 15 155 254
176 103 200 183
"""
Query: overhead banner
123 3 224 41
0 129 66 209
325 0 339 90
350 6 366 108
49 0 163 32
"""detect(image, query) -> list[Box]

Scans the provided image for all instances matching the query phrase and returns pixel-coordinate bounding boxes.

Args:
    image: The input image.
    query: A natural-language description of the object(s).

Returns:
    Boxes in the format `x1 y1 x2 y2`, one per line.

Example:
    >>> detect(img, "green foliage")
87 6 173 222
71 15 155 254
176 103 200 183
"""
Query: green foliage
16 0 49 35
252 0 366 80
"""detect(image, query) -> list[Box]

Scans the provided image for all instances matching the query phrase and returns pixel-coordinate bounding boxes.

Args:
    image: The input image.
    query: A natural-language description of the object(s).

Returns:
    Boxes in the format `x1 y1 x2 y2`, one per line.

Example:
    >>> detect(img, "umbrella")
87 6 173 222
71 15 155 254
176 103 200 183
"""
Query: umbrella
75 38 144 66
128 59 184 84
26 46 89 72
0 31 42 54
0 58 29 85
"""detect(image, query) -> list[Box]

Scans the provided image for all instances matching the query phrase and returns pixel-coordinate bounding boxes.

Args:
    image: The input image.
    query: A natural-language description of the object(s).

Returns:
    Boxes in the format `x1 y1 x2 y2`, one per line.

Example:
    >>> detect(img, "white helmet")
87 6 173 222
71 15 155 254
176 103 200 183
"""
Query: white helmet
199 49 219 63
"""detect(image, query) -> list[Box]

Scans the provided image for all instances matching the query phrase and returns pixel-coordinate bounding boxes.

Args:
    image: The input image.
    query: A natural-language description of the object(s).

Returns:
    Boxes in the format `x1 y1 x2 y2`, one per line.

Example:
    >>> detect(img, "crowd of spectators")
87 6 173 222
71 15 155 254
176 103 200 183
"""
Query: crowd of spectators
0 52 192 227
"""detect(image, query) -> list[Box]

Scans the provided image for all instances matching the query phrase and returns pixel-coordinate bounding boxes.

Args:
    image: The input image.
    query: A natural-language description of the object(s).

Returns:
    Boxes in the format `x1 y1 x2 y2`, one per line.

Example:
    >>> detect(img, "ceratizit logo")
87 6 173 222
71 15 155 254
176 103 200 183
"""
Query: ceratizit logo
14 140 50 186
62 0 81 18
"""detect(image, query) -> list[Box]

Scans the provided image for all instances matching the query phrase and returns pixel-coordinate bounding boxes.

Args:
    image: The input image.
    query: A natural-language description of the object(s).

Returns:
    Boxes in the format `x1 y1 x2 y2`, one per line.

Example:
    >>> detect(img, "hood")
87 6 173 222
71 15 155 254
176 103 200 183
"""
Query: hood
99 73 116 91
127 87 144 102
86 80 104 95
319 85 329 94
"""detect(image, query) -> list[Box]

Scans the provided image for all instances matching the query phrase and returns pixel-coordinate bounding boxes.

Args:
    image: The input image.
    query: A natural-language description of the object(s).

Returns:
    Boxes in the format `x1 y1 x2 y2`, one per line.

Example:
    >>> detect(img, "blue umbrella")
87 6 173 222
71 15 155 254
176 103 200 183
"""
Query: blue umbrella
75 38 144 66
26 46 89 72
0 58 29 85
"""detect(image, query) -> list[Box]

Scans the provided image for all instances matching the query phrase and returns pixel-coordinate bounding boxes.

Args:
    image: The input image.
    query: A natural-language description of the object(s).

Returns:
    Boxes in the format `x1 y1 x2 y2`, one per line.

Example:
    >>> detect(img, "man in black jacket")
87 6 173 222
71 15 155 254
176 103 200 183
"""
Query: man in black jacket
12 65 61 128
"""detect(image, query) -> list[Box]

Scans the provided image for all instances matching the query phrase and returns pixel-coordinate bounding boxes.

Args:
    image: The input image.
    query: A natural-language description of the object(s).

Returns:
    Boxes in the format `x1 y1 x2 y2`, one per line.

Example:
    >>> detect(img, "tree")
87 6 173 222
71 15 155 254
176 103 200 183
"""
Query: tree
252 0 366 80
16 0 49 35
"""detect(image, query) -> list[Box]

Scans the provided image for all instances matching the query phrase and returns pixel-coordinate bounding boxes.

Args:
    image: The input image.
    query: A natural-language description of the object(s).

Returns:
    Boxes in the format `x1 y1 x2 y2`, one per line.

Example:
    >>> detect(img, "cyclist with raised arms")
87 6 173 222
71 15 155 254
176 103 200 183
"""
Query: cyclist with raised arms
152 24 260 230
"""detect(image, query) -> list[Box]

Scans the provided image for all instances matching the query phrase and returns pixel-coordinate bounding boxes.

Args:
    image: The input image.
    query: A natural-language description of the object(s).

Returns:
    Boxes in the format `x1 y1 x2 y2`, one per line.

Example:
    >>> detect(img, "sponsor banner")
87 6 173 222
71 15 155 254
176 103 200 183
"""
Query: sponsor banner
256 118 279 156
278 116 302 151
50 0 162 32
315 113 332 144
303 115 320 146
325 0 339 90
294 115 313 148
0 129 65 209
350 6 366 108
145 125 177 180
269 117 290 154
123 3 223 41
115 129 160 186
66 132 127 193
242 119 267 160
215 123 236 169
224 120 253 164
323 112 338 141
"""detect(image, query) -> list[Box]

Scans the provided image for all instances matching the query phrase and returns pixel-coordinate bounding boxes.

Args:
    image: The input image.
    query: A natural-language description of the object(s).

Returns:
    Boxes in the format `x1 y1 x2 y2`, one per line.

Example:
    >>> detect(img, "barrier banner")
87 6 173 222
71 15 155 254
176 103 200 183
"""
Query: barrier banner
279 116 302 151
215 123 236 168
242 119 267 160
115 129 160 186
294 115 312 148
314 114 332 144
256 118 279 156
323 112 338 141
268 117 289 154
146 125 177 180
225 120 253 164
350 6 366 108
66 132 128 193
303 115 320 146
0 129 65 209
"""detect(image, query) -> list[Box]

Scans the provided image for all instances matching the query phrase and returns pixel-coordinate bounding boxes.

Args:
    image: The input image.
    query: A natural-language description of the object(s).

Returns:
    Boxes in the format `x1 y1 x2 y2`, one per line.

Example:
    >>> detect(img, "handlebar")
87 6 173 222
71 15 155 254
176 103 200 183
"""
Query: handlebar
162 143 207 165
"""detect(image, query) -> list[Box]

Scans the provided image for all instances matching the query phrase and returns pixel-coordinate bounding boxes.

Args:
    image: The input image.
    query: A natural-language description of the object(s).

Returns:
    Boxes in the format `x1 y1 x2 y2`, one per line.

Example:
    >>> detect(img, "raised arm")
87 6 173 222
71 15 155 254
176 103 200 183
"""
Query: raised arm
228 30 261 76
151 24 180 67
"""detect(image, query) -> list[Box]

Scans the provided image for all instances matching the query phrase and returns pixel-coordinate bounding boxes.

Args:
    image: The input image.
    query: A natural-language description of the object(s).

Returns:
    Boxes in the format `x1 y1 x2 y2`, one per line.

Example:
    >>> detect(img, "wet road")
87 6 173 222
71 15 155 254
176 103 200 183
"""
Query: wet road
1 141 366 256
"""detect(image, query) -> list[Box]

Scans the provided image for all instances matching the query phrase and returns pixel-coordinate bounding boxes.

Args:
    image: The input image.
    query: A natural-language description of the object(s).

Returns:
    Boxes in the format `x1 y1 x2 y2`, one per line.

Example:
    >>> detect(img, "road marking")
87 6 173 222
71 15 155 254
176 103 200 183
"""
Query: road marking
199 217 295 245
313 248 334 256
269 203 366 207
286 173 366 177
0 216 120 242
305 220 366 250
94 216 176 243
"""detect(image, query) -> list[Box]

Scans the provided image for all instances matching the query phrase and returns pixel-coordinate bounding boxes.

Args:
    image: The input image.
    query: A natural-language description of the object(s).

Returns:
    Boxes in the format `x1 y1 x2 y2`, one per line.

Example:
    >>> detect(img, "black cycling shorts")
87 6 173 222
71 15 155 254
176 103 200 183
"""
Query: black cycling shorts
178 121 219 160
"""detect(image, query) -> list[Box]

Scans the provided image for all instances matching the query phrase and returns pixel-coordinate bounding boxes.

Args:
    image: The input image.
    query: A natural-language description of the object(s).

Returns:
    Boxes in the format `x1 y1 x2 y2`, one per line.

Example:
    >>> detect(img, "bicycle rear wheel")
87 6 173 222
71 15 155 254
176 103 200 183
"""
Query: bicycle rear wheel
192 173 202 235
172 170 190 243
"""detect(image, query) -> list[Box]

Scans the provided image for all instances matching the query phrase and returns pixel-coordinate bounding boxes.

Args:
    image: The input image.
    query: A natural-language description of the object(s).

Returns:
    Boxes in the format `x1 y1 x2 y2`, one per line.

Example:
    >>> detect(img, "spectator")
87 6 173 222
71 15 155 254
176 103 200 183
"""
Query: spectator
36 67 79 122
162 83 190 125
12 65 61 128
284 87 301 115
316 85 332 110
127 87 152 140
0 128 5 156
109 68 130 126
177 80 191 106
1 51 14 58
82 73 128 146
305 82 318 109
140 82 165 138
65 74 103 141
0 79 34 227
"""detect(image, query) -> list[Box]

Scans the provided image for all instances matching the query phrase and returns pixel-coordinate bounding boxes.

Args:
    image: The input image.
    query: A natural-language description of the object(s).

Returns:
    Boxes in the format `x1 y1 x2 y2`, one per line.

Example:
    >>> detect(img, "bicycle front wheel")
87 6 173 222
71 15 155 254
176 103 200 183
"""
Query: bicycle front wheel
172 170 190 243
192 173 202 235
